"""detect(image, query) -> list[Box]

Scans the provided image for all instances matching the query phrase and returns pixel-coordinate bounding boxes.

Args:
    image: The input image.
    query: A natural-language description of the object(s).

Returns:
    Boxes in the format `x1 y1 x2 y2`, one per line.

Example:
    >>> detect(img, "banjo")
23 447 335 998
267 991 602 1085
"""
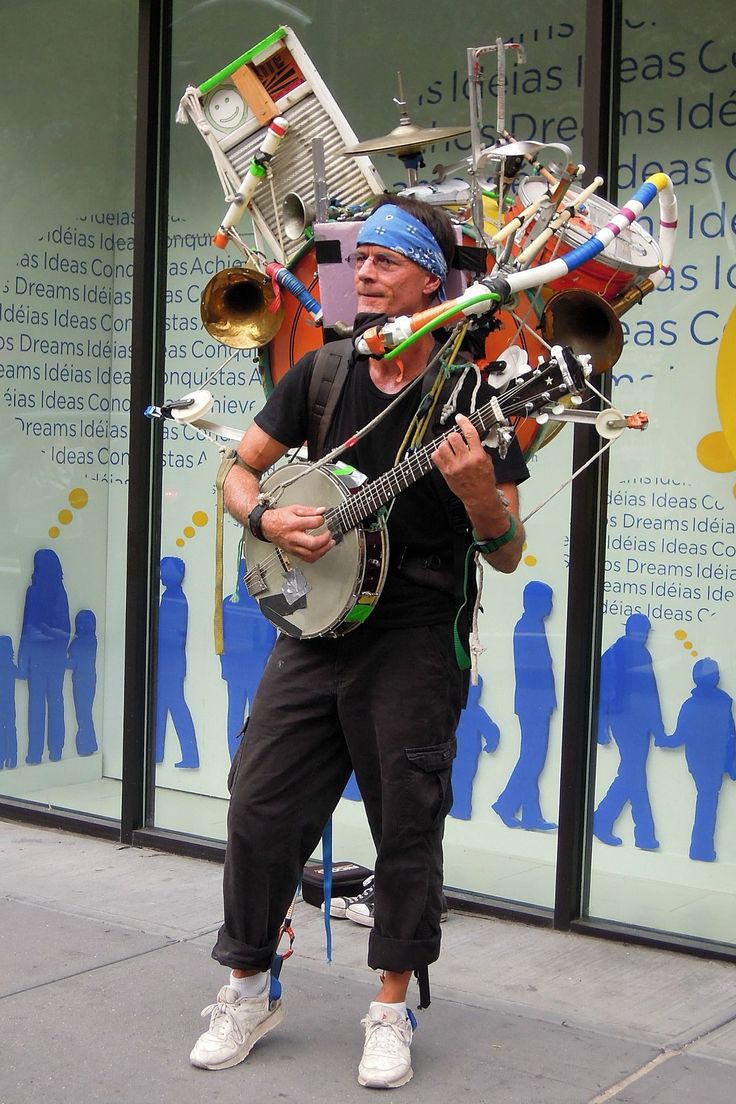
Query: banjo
243 346 589 638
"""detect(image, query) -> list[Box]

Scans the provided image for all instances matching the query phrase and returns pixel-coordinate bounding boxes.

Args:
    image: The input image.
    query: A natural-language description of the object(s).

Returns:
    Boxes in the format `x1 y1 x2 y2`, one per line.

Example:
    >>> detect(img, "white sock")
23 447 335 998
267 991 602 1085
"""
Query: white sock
229 970 269 998
370 1000 407 1019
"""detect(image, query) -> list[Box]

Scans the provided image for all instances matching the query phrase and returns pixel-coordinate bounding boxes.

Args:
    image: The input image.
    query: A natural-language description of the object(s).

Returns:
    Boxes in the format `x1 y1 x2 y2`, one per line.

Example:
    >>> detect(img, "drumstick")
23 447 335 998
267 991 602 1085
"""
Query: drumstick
491 193 547 244
514 176 604 268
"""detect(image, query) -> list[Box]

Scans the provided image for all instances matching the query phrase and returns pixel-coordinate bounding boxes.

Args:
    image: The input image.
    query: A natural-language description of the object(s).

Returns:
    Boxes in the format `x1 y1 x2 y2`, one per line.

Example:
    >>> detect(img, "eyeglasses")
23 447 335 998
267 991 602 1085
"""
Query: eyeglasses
347 250 404 272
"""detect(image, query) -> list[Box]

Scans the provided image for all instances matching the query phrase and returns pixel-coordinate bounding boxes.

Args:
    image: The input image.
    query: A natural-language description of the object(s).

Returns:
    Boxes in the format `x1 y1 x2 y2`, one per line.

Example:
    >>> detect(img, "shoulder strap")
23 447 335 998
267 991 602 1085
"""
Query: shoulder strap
306 339 354 460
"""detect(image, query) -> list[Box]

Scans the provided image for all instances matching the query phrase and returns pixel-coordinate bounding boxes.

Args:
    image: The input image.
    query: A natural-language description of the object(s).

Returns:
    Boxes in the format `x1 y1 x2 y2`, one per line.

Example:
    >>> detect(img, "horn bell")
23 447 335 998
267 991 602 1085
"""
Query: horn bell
541 279 656 375
540 288 625 375
200 265 285 349
283 192 316 241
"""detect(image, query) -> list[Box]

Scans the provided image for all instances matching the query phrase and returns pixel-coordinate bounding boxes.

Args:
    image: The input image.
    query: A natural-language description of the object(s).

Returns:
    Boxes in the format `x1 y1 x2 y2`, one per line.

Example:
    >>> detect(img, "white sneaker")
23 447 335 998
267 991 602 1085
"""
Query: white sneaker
358 1003 414 1089
322 874 375 920
189 984 285 1070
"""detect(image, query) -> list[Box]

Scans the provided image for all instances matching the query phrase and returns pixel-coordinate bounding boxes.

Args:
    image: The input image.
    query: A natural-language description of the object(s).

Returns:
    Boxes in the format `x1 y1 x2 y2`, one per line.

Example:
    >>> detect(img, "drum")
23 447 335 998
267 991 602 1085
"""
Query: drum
509 177 662 301
261 242 322 392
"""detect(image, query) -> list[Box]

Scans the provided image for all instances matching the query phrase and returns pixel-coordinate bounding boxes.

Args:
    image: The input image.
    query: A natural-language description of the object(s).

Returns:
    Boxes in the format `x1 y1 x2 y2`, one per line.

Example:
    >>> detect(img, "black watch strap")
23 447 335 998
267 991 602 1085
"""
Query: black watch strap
248 501 272 543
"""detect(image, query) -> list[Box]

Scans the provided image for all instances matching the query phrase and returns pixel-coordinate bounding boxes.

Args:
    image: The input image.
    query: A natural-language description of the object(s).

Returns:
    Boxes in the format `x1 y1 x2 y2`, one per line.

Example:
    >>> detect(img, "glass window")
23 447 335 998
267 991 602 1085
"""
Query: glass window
588 3 736 944
0 1 138 818
156 0 586 912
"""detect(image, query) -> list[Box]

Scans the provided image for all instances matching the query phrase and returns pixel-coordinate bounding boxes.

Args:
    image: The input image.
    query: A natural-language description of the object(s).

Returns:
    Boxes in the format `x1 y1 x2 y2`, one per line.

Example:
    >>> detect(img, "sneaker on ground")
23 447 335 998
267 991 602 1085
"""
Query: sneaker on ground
324 874 375 921
189 985 285 1070
345 884 375 927
347 887 447 928
358 1004 414 1089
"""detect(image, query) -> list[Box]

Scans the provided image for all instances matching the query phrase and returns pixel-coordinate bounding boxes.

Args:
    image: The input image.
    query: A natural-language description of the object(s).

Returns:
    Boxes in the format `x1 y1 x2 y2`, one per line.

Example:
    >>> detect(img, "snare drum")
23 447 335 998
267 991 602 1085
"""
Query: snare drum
510 177 662 301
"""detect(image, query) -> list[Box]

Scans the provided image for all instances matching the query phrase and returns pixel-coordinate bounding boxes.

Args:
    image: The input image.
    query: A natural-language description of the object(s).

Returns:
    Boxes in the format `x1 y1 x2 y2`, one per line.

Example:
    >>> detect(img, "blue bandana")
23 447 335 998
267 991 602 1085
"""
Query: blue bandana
356 204 448 300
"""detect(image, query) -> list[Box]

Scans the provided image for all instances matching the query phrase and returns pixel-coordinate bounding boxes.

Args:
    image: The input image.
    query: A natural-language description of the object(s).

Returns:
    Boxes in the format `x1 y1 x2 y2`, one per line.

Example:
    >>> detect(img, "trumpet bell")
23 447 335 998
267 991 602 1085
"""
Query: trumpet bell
541 289 624 375
200 266 284 349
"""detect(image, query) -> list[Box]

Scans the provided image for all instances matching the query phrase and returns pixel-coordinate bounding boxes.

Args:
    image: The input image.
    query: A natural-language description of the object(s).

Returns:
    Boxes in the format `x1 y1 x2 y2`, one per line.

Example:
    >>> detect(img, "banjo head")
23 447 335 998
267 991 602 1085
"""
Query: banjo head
243 461 387 638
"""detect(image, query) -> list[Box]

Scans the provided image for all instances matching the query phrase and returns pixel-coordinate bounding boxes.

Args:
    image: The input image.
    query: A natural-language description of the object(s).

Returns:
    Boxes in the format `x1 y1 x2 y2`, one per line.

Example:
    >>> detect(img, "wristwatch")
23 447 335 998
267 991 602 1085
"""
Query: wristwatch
247 501 272 543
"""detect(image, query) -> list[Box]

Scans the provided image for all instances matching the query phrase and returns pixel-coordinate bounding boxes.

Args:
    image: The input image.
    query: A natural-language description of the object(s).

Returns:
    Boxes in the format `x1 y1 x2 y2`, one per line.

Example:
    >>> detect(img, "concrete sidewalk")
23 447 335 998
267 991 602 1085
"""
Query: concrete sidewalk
1 819 734 1104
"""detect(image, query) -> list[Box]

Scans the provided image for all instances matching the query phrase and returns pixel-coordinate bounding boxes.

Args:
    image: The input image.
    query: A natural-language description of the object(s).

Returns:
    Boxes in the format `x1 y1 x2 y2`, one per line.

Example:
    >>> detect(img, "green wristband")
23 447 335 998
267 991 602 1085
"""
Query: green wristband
472 513 517 555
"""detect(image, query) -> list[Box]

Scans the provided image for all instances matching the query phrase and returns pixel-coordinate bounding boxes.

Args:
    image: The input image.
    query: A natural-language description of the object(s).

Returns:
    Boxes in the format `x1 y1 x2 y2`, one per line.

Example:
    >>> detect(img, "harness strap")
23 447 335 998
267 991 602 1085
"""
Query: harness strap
214 448 239 655
415 965 431 1009
321 817 333 962
307 340 353 461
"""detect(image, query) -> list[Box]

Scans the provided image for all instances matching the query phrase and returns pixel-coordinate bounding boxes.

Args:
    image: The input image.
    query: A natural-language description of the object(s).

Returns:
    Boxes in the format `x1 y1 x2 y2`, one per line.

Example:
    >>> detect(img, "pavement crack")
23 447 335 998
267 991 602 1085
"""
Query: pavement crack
0 940 181 1000
586 1007 736 1102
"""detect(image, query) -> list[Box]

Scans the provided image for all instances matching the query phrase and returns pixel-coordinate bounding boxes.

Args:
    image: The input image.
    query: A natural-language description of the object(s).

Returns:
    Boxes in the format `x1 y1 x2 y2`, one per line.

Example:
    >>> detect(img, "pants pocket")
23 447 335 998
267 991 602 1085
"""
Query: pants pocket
403 738 455 834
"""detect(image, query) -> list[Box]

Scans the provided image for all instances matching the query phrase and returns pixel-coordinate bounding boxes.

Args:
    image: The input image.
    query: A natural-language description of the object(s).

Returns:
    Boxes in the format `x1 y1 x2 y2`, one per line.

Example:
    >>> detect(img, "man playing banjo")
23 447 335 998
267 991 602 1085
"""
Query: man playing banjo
190 196 528 1088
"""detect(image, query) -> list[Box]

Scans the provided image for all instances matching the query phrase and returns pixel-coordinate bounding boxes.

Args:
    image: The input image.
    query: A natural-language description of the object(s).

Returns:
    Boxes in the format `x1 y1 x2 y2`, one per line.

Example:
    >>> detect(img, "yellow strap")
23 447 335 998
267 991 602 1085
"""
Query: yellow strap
396 325 468 461
214 448 238 655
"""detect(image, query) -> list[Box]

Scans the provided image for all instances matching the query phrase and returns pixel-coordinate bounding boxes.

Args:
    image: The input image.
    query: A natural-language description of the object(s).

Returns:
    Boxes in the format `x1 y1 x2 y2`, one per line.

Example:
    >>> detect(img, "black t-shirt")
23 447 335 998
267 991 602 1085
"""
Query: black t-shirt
254 348 529 629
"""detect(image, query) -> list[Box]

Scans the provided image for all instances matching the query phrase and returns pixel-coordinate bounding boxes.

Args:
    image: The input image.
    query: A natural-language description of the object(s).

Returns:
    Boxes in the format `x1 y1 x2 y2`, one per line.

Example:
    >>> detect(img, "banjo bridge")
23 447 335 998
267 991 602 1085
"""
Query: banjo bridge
276 546 293 571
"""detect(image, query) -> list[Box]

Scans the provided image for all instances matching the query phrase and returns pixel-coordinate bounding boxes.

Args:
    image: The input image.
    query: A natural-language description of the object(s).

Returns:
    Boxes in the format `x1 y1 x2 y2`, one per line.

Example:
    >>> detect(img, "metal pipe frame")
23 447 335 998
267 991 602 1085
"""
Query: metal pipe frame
552 0 622 932
120 0 172 843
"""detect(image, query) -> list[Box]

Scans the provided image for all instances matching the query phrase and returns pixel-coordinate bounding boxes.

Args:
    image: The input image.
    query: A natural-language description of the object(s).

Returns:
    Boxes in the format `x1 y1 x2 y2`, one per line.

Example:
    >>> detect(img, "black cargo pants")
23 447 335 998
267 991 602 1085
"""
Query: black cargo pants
212 621 463 975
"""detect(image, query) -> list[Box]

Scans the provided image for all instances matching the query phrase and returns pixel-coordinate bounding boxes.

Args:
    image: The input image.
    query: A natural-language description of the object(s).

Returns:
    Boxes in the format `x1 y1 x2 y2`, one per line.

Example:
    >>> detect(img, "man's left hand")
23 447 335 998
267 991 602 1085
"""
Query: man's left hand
430 413 495 503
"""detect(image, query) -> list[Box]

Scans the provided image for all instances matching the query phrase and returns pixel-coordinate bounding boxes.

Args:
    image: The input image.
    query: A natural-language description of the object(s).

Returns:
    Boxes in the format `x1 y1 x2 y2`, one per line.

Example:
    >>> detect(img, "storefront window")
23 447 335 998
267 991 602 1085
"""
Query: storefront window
588 3 736 943
155 0 586 912
0 1 138 818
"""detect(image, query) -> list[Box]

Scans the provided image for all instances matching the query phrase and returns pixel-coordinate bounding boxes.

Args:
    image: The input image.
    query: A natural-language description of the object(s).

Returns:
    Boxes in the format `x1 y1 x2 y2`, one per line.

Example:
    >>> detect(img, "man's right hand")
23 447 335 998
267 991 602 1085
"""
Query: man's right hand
260 504 335 562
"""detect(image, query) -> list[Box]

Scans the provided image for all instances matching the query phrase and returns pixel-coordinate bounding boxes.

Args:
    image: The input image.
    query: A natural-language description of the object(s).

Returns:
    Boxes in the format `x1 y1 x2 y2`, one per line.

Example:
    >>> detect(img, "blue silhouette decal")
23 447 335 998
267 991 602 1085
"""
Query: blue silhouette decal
594 613 664 850
450 677 499 820
659 657 736 862
0 635 19 769
342 771 362 801
18 548 71 764
492 581 557 831
220 559 277 760
67 609 98 757
155 556 199 769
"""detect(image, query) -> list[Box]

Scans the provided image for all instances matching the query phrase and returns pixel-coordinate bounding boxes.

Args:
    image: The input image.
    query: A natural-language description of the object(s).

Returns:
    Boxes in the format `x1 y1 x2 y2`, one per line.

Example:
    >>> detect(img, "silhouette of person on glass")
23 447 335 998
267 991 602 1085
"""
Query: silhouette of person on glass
492 581 557 831
0 635 19 769
18 548 71 764
659 657 736 862
155 556 199 769
450 677 500 820
342 771 362 801
68 609 98 757
594 613 664 850
220 559 277 761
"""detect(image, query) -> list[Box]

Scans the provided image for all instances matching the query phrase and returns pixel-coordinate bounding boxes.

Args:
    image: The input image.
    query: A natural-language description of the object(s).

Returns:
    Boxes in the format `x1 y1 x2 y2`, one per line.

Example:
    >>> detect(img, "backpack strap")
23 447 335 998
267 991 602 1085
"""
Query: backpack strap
420 357 478 681
306 339 354 461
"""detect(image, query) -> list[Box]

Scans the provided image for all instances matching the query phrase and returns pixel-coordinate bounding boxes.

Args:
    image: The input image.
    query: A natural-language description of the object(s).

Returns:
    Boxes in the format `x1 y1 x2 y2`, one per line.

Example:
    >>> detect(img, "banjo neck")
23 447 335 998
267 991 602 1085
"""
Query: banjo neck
322 344 586 538
325 397 503 538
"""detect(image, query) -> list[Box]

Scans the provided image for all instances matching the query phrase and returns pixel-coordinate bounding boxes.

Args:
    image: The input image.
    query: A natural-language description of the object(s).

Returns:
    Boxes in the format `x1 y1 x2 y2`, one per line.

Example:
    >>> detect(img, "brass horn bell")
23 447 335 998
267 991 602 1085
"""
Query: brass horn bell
540 281 655 375
200 265 285 349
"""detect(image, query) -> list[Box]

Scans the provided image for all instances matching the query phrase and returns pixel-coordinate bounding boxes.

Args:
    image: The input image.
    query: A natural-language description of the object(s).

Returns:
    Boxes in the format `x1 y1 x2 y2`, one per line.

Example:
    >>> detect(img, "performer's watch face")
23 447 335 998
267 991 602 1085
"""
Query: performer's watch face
353 246 440 317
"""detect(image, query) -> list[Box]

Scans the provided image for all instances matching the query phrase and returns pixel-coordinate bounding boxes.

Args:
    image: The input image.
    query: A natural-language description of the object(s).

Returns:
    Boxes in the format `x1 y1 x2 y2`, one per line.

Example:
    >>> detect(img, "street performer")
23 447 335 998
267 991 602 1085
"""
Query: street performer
190 196 529 1088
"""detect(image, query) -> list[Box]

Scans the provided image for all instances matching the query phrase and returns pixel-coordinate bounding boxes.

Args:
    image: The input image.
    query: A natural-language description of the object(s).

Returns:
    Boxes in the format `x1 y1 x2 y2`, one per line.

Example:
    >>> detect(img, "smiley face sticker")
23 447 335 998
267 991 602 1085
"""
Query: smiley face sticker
203 86 246 132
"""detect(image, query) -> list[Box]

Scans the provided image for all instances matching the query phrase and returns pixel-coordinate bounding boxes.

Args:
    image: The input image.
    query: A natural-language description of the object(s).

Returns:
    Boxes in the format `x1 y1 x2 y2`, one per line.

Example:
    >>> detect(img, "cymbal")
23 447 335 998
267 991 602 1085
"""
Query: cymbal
343 121 471 157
